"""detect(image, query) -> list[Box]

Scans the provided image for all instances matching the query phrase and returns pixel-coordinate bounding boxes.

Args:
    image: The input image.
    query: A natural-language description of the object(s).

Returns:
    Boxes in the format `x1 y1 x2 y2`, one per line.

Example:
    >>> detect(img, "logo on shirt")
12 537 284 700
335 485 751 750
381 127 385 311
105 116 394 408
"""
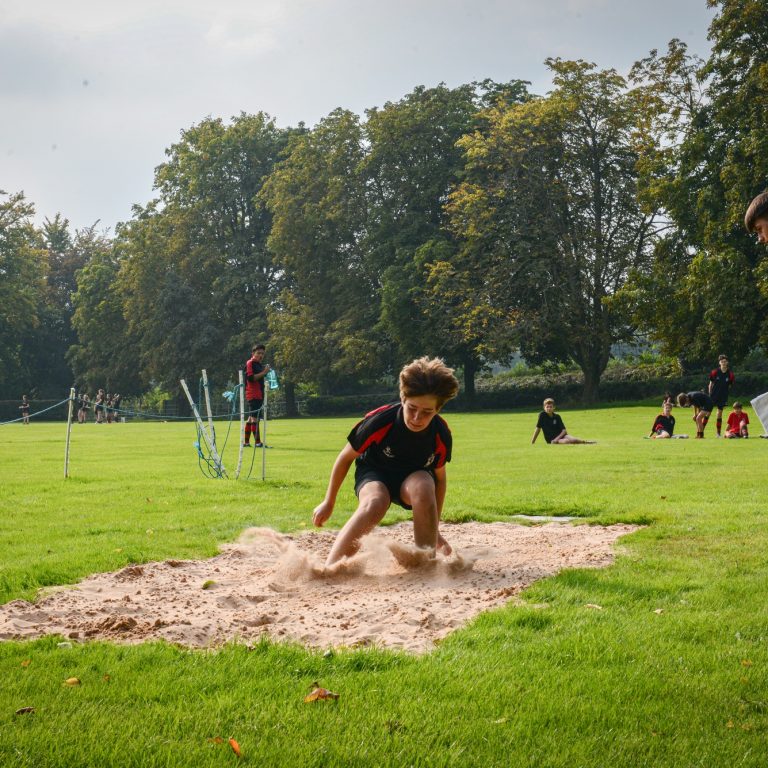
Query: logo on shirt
424 453 436 467
383 446 395 459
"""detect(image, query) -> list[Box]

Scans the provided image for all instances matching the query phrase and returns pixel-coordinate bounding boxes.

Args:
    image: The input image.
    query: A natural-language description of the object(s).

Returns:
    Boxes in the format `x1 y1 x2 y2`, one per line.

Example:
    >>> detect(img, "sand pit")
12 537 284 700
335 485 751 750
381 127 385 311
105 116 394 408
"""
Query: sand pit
0 522 638 653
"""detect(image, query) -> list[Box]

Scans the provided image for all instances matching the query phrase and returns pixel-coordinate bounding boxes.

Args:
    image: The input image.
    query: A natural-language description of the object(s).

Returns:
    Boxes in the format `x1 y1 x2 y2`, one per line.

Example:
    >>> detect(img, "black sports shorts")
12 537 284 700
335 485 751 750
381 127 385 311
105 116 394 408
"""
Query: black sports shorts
247 398 263 417
353 463 435 510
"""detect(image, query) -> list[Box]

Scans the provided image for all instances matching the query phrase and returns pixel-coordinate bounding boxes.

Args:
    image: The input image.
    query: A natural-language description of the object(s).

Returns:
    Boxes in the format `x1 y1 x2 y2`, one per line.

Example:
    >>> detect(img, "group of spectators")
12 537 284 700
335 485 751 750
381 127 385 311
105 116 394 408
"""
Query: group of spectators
76 389 122 424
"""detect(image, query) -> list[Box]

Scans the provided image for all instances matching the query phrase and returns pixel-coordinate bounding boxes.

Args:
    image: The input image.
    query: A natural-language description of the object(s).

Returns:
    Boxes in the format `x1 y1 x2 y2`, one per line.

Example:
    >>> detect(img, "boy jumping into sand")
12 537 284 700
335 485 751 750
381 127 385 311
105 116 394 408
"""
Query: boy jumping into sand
312 356 459 567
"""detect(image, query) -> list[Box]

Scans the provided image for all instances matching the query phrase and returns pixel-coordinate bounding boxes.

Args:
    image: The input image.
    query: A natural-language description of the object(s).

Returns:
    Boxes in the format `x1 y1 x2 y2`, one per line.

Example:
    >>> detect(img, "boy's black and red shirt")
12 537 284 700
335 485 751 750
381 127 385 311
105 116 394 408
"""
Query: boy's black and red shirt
708 367 735 405
347 402 452 473
652 413 675 435
245 357 265 400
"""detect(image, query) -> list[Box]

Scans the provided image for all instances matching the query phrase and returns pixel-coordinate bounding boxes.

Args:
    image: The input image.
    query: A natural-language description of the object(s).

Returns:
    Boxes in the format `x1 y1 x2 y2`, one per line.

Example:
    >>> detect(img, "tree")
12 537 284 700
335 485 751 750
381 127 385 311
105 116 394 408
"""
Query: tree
450 61 659 401
67 230 143 395
261 109 377 395
0 192 46 398
116 113 294 390
363 83 488 388
620 3 768 365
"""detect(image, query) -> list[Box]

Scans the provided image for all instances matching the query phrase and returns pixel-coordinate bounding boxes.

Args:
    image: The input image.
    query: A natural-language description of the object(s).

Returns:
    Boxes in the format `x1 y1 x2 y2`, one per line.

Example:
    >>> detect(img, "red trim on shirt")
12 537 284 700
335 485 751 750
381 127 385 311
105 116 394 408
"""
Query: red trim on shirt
434 432 448 468
356 422 394 455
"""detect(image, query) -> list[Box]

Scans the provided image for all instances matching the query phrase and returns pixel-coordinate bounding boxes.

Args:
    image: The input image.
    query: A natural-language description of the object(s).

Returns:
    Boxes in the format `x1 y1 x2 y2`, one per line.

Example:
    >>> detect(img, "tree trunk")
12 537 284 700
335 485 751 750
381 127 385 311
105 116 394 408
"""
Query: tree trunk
462 355 477 399
283 380 298 418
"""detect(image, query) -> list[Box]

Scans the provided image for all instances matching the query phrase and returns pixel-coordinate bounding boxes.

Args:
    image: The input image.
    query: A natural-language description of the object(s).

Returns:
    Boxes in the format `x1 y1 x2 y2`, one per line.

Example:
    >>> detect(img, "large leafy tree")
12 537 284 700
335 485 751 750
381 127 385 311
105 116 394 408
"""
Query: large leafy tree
0 192 47 398
261 109 376 395
621 2 768 365
363 83 489 389
67 229 143 395
116 113 294 390
450 61 659 401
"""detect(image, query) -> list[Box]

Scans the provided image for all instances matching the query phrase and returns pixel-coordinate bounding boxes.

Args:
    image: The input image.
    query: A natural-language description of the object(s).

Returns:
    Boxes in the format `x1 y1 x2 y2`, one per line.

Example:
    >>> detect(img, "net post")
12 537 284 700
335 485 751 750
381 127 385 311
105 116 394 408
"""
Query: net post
64 387 75 478
236 369 245 479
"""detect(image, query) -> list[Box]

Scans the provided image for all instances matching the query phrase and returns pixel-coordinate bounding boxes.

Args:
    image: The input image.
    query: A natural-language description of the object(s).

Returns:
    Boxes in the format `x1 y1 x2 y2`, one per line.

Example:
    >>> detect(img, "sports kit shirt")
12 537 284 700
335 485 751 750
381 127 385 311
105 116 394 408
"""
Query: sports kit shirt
688 391 714 411
245 358 265 400
652 414 675 435
709 367 735 405
347 402 452 473
536 410 566 443
727 411 749 433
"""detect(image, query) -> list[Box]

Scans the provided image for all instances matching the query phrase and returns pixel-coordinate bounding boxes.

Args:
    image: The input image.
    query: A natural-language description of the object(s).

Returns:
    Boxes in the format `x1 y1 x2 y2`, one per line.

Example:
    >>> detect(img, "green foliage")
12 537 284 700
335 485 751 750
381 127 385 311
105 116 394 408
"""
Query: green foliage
623 2 768 361
0 192 47 397
449 61 658 401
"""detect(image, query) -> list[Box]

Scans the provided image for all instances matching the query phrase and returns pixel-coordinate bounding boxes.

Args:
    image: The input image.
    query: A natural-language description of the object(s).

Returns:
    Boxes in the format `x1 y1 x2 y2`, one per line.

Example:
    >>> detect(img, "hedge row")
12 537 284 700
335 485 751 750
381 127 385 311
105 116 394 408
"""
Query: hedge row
301 372 768 417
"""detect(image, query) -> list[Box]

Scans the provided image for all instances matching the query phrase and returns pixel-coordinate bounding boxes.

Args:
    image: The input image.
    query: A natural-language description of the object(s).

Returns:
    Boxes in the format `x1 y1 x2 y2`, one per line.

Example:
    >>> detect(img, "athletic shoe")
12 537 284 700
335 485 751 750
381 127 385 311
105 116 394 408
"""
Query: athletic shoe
242 443 251 448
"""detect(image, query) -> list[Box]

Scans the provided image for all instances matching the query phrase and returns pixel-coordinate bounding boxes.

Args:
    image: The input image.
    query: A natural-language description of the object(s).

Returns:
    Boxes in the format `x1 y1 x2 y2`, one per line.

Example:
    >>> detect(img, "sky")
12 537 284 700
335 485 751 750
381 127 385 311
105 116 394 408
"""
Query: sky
1 0 716 234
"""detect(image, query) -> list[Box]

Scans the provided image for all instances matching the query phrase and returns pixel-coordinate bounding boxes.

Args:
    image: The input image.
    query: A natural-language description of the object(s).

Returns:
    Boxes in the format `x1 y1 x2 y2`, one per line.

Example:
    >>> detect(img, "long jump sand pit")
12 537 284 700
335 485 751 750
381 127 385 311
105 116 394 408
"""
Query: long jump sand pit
0 522 638 653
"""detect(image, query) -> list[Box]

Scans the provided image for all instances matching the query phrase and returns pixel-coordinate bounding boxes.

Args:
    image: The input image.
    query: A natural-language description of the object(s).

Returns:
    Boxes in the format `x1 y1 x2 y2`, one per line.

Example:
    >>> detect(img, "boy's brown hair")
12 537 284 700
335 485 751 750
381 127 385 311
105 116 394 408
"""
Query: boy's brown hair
745 190 768 232
733 401 743 409
399 357 459 408
676 392 690 407
543 397 555 407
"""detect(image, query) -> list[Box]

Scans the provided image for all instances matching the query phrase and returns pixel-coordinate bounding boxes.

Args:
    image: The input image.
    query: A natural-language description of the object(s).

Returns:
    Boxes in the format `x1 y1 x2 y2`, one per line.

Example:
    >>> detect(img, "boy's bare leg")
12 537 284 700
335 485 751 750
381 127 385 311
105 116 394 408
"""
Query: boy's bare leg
325 482 389 566
400 471 439 553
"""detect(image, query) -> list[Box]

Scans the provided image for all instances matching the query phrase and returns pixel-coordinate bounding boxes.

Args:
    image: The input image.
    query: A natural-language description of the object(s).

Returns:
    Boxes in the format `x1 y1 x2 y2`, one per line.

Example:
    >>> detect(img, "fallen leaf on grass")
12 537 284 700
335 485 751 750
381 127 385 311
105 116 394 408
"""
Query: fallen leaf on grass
20 660 31 668
102 674 111 683
584 604 603 610
15 707 35 715
305 682 340 703
229 738 242 758
64 677 81 686
653 609 664 615
741 659 753 667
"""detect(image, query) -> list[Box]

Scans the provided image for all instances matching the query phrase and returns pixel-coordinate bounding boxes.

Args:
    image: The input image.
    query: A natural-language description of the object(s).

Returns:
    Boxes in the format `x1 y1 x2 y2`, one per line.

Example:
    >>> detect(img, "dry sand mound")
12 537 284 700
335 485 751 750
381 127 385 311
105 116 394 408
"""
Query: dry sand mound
0 522 638 653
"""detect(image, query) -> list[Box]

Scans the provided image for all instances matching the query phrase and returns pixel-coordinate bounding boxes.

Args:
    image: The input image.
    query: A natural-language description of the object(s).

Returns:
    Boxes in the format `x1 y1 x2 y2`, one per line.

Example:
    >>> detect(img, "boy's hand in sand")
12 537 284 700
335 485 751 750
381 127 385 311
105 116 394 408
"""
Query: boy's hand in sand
312 500 333 527
437 531 452 556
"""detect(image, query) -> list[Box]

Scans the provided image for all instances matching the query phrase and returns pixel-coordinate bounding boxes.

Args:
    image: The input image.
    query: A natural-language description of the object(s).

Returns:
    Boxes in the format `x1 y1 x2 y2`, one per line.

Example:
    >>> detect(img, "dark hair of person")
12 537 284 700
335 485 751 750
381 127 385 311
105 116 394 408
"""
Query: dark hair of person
252 343 266 352
745 190 768 232
399 356 459 408
676 392 690 407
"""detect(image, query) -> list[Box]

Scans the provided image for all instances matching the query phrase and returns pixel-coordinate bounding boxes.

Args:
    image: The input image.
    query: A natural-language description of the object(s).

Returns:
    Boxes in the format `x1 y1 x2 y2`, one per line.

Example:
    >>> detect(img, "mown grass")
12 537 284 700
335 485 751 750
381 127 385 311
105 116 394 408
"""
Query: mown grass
1 406 767 767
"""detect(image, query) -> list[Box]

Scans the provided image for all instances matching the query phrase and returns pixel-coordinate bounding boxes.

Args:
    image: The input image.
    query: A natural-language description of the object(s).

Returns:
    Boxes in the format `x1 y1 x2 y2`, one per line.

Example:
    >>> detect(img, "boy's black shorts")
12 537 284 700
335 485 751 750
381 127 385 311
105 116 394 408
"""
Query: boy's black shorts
247 398 263 417
354 463 436 510
712 398 728 409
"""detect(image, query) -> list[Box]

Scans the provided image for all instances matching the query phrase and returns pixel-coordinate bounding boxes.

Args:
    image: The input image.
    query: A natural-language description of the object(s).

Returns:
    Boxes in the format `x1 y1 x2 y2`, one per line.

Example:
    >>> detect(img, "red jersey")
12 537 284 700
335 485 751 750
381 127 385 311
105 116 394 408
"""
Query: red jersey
726 411 749 434
245 357 265 400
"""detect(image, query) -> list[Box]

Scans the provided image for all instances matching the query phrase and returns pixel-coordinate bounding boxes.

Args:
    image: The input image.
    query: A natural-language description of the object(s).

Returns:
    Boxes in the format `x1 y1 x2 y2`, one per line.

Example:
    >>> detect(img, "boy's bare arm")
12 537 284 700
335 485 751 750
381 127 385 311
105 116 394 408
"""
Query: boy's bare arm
312 443 360 527
531 427 541 444
434 465 451 555
434 465 447 519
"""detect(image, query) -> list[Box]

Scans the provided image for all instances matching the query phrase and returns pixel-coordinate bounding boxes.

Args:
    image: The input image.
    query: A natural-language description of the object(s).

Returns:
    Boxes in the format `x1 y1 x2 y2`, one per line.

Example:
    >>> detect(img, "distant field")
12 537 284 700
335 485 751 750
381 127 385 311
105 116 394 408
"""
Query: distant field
1 407 767 767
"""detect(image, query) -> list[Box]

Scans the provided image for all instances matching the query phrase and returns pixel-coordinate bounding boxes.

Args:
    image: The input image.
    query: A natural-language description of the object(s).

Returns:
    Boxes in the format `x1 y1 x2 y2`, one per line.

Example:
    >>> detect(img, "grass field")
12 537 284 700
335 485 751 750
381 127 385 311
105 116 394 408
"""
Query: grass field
1 406 767 767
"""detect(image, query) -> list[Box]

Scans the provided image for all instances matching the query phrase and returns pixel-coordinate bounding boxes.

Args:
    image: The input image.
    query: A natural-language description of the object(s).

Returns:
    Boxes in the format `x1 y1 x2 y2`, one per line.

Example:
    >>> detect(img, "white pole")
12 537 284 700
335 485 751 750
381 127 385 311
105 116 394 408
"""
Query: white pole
261 382 268 481
235 368 245 479
64 387 75 478
180 378 224 472
201 369 217 462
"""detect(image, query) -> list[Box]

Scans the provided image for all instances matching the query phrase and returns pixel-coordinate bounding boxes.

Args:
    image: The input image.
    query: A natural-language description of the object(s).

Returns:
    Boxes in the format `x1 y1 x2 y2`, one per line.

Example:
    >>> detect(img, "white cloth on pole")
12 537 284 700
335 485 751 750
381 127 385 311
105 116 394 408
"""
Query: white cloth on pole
749 391 768 435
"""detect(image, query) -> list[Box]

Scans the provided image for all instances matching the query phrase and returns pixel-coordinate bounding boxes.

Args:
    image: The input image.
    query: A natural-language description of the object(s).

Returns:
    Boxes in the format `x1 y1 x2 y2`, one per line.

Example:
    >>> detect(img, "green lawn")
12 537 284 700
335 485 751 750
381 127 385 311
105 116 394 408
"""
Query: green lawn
1 407 767 767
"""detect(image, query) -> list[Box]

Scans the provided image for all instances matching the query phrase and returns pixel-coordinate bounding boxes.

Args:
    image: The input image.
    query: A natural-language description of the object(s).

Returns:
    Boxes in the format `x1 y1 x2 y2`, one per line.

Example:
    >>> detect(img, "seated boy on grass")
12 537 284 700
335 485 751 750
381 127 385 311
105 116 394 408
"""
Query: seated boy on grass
312 356 459 567
531 398 596 445
725 401 749 438
648 399 676 439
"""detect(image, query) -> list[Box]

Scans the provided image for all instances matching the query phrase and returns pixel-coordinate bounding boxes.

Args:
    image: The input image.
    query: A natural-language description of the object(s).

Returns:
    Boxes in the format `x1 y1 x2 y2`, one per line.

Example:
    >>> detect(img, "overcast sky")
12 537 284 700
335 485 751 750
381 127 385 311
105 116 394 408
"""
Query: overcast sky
1 0 715 233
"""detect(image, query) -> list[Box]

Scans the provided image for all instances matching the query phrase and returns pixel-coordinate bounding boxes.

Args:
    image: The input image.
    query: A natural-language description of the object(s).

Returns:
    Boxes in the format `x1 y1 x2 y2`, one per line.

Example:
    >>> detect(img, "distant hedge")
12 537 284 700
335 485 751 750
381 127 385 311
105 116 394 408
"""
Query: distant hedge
300 372 768 417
